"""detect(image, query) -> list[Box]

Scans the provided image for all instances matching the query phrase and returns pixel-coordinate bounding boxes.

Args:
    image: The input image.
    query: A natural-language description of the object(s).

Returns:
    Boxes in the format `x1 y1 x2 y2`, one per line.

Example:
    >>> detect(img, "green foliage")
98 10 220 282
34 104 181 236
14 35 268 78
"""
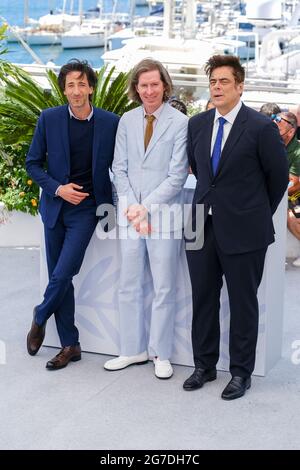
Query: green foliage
0 61 60 146
93 66 136 115
0 24 8 56
0 144 39 215
0 61 135 146
0 56 136 215
187 101 202 116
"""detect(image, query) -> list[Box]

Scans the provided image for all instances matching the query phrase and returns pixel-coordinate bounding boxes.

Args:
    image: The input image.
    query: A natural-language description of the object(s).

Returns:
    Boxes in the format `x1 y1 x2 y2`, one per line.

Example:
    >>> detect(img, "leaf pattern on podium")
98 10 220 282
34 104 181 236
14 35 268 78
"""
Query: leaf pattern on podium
76 256 120 345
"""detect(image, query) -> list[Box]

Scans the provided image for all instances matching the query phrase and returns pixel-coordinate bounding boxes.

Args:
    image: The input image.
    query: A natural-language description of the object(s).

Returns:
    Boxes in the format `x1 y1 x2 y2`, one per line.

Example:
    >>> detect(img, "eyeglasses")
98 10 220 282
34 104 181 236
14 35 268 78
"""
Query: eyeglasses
271 114 294 127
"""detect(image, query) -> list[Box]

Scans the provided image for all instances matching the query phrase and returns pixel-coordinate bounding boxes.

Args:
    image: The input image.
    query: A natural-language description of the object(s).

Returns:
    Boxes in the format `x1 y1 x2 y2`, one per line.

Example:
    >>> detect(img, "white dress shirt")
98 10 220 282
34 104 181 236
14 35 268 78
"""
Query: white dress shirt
210 100 242 155
68 105 94 121
143 102 165 132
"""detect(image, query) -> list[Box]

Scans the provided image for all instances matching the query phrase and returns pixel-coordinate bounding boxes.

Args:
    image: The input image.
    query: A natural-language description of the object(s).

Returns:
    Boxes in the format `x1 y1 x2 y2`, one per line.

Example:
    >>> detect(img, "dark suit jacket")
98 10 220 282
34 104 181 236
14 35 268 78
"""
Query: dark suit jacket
26 105 119 228
187 103 289 254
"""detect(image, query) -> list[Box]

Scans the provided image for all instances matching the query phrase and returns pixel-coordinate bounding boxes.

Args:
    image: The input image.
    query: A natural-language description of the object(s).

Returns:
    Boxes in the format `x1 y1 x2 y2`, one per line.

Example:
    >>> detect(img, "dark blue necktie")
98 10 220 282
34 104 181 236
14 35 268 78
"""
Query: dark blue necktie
211 117 226 175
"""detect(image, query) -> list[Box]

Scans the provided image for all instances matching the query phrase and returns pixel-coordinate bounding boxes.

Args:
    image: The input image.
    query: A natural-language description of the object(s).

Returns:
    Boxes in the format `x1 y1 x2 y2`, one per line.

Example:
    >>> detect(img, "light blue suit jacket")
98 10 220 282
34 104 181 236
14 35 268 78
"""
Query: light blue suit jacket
112 103 189 231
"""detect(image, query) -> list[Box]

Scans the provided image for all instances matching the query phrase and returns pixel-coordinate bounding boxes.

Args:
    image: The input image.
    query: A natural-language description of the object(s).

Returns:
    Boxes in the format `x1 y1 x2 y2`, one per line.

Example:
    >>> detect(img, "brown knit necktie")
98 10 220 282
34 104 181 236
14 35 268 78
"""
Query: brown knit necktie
144 115 155 151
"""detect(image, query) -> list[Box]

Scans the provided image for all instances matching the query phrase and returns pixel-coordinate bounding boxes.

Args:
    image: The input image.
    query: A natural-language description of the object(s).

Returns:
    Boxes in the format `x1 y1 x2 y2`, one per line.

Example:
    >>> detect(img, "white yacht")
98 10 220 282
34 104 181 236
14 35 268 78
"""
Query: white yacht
61 22 106 49
102 35 242 75
6 12 81 46
26 30 62 46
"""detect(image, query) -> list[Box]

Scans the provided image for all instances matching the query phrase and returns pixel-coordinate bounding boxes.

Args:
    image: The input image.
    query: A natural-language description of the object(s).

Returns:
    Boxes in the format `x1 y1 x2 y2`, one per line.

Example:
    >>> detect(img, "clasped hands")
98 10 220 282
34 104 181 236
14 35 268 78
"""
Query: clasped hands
57 183 89 205
125 204 152 235
57 185 152 234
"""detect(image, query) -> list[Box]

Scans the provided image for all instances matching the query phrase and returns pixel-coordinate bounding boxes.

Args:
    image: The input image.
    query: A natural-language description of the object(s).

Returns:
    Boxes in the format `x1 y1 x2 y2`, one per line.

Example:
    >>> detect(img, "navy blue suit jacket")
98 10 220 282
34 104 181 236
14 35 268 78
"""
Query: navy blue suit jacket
26 105 119 228
187 103 289 254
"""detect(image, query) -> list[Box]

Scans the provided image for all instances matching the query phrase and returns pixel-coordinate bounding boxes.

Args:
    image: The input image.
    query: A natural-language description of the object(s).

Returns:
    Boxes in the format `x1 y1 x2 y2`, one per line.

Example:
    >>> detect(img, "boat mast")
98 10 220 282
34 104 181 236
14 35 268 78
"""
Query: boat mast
163 0 174 38
184 0 197 39
112 0 118 21
62 0 67 15
129 0 135 31
24 0 29 27
97 0 103 19
78 0 84 24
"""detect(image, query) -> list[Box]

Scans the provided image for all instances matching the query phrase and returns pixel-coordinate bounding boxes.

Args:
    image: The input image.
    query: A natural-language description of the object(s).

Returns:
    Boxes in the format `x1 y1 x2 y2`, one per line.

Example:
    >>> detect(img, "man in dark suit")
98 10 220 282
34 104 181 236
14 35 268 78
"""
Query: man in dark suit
183 55 289 399
26 60 119 370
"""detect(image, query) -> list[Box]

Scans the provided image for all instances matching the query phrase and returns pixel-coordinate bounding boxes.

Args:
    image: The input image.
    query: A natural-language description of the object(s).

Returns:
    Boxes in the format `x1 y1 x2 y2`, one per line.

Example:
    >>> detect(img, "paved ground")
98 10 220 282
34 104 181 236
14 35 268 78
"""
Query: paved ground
0 247 299 450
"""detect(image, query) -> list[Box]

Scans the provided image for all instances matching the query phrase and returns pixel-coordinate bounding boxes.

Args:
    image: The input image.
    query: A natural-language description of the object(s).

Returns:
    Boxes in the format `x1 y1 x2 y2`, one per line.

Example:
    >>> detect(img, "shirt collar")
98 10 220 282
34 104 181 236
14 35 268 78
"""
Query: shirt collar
143 102 165 120
214 100 242 125
68 105 94 121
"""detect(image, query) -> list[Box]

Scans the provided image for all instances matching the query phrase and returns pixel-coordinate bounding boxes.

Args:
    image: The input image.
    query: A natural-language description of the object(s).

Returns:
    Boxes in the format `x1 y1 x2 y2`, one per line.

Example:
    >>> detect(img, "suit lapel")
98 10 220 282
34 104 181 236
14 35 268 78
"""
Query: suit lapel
203 111 215 179
214 103 247 178
143 104 173 161
60 105 70 172
133 107 145 161
92 108 104 175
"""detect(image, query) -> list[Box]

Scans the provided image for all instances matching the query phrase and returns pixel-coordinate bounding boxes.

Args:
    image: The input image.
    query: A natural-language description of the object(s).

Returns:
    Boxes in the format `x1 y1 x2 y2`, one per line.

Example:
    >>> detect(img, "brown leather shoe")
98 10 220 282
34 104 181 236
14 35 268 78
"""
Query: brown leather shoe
46 345 81 370
27 307 46 356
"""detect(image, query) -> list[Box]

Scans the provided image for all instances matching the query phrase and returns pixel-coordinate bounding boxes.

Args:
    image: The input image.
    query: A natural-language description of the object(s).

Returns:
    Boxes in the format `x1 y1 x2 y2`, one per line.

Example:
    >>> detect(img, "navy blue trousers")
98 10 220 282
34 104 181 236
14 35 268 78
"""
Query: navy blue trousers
36 198 97 347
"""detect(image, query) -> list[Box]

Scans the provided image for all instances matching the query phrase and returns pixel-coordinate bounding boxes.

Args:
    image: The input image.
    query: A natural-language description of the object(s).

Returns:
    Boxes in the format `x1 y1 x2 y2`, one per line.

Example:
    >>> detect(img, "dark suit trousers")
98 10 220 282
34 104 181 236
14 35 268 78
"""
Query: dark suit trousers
35 198 97 347
186 216 267 377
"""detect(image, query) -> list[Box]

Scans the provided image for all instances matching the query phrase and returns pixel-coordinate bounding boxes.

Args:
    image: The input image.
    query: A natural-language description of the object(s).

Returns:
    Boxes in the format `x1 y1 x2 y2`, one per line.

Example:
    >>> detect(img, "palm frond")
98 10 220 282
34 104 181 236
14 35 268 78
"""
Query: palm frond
0 60 136 149
0 24 8 56
46 69 67 106
94 65 115 109
92 65 107 107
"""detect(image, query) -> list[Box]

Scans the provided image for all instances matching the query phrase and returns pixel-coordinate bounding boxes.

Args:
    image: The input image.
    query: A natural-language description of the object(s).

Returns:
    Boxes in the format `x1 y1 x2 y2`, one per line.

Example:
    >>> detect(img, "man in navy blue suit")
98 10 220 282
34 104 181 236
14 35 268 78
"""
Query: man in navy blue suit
26 60 119 370
183 55 289 399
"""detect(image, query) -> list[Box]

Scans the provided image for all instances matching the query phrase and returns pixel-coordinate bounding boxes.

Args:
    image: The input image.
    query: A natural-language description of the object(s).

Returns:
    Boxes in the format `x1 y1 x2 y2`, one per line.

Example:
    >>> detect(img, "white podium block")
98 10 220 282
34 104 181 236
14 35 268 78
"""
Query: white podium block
42 184 287 376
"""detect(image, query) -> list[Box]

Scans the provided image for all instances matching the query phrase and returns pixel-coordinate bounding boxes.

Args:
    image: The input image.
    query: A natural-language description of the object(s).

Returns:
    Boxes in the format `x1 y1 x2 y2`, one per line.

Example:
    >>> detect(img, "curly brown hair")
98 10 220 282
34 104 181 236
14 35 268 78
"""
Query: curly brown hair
58 59 97 102
205 55 245 84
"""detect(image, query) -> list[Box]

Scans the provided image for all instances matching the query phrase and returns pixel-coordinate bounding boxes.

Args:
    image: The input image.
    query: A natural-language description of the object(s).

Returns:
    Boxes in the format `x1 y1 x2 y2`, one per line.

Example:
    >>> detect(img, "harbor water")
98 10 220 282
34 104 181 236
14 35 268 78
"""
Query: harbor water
0 0 149 66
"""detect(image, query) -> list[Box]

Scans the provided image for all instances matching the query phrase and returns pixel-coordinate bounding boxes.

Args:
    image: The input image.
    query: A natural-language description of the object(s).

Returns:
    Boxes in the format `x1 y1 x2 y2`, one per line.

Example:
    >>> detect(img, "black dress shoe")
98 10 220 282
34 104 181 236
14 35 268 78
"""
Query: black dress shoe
183 367 217 391
221 376 251 400
26 307 46 356
46 345 82 370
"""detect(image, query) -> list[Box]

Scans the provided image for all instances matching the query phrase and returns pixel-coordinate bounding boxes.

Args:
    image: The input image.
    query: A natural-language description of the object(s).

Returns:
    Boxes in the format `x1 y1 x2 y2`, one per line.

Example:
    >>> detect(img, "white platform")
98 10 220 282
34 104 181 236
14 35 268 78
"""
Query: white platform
0 210 41 247
42 186 288 376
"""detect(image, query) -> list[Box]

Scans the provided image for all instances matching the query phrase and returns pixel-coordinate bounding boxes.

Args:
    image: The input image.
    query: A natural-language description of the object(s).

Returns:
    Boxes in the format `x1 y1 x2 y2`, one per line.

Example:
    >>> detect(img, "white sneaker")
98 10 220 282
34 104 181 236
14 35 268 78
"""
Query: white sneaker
104 351 148 371
292 257 300 267
153 357 173 379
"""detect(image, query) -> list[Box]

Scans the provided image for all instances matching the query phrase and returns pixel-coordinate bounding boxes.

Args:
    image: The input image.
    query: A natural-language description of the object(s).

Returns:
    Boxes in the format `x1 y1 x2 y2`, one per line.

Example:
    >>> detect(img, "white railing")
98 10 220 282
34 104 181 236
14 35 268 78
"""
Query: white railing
14 62 300 108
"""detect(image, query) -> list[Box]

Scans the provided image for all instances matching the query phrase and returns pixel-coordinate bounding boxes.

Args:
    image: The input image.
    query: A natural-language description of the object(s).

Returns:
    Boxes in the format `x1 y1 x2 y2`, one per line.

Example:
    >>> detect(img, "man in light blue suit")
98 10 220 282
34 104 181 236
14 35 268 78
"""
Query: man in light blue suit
104 59 189 379
26 60 119 370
